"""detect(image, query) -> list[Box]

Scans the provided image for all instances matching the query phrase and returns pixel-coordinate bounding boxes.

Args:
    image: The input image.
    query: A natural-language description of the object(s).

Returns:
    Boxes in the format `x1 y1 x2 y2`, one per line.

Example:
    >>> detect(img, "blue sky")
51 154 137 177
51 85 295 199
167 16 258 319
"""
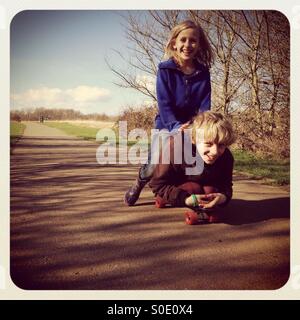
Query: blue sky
10 10 154 115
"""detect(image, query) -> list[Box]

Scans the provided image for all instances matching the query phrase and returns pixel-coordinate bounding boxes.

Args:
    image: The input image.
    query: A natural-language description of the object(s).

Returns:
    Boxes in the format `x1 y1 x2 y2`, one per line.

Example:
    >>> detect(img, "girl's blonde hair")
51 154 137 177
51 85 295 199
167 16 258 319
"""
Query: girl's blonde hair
190 111 235 146
164 20 213 69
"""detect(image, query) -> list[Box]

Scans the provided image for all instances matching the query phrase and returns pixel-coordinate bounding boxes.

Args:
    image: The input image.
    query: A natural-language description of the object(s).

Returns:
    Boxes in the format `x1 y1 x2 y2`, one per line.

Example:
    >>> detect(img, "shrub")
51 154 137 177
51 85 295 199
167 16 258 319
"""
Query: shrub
115 104 158 135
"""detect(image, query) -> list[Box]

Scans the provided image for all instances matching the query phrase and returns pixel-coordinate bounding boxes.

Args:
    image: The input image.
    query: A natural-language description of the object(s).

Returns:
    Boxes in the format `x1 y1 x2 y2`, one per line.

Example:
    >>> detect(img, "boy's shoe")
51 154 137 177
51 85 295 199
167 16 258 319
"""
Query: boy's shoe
124 178 148 206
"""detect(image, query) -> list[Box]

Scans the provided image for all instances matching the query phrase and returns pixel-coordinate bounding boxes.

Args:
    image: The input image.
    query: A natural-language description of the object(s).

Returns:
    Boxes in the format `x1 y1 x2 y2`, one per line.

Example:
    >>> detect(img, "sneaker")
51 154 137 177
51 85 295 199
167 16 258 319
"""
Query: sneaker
124 178 148 206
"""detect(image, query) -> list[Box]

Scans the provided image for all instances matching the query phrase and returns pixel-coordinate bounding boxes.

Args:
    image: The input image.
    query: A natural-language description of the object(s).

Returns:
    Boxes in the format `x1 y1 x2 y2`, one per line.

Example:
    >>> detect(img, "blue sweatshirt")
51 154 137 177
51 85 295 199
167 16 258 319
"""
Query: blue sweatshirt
155 58 211 131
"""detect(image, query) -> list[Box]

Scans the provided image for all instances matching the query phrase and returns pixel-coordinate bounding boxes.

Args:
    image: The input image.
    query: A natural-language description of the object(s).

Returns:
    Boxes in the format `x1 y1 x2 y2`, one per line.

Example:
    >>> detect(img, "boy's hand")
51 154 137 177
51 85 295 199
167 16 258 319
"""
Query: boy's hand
200 193 227 208
185 193 227 208
185 194 212 207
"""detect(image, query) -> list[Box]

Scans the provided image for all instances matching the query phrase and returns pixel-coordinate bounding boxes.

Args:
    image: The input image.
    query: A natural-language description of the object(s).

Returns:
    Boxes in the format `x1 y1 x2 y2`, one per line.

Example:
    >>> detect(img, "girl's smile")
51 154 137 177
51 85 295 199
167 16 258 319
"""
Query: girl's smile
174 28 200 63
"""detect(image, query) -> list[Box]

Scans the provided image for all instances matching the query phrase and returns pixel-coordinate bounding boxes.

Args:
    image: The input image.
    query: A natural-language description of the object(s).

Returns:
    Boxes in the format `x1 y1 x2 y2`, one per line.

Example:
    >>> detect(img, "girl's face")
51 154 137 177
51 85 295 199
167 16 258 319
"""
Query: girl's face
196 141 226 165
173 28 200 62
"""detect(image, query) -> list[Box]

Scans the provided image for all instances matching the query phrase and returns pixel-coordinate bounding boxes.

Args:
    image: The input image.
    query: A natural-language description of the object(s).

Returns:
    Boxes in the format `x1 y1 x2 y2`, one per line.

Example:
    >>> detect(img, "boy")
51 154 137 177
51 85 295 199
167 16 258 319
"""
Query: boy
149 111 235 219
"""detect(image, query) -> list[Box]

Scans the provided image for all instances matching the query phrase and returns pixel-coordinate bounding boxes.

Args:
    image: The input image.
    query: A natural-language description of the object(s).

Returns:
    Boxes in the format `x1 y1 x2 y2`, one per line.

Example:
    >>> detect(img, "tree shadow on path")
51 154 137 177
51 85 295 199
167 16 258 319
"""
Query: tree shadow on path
220 197 289 225
137 196 289 226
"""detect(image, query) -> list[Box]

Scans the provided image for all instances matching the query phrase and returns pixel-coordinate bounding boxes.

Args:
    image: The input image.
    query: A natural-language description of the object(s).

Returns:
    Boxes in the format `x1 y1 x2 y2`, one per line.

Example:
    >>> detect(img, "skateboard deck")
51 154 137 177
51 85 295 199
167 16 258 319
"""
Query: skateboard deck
154 197 220 225
184 207 219 225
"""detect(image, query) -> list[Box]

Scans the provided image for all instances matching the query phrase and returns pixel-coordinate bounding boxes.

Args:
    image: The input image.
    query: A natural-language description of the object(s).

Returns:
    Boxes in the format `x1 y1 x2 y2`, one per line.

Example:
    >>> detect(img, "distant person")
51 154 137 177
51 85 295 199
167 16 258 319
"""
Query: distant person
149 111 235 220
124 20 213 206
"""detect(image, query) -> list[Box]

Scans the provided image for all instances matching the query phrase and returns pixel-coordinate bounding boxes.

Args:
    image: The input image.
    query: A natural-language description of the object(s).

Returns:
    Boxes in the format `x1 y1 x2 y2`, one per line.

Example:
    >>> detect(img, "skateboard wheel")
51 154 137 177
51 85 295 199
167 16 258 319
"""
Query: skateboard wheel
185 211 198 225
155 198 166 208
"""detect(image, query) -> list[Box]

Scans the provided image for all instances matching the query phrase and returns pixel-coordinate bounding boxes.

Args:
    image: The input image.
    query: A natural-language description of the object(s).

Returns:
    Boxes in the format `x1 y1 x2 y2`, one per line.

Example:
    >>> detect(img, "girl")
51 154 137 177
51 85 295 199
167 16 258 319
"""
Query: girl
124 20 213 206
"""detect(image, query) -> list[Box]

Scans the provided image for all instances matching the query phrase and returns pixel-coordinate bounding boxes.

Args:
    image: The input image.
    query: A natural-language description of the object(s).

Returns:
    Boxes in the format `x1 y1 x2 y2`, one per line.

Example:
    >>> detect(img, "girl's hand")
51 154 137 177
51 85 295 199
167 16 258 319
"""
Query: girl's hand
185 193 227 208
178 121 191 131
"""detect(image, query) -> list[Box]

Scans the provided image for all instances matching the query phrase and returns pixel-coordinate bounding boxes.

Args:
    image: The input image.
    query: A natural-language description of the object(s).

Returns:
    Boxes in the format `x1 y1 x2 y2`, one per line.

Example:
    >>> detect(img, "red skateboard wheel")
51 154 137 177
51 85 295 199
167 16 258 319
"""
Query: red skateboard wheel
185 211 199 225
155 198 166 208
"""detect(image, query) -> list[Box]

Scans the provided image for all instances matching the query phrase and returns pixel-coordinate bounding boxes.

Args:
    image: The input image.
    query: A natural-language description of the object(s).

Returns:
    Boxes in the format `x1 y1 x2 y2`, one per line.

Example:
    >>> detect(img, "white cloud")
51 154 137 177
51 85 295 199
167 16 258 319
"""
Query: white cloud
142 99 156 107
136 74 155 92
24 87 64 103
66 86 110 102
11 85 112 112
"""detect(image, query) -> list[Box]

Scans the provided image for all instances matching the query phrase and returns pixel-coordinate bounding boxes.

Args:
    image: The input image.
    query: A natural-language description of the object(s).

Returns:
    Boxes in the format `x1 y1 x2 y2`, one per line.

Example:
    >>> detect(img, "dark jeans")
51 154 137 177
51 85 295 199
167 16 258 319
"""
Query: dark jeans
155 182 218 207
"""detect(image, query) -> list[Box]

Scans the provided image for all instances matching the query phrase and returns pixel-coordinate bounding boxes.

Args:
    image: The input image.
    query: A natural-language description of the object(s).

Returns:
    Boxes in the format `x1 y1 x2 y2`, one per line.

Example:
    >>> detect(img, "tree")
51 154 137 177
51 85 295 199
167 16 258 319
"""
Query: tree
108 10 290 157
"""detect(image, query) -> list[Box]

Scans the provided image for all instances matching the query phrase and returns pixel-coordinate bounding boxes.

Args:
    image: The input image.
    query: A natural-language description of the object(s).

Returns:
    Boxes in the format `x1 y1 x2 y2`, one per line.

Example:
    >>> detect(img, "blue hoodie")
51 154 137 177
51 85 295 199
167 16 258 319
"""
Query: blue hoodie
155 58 211 131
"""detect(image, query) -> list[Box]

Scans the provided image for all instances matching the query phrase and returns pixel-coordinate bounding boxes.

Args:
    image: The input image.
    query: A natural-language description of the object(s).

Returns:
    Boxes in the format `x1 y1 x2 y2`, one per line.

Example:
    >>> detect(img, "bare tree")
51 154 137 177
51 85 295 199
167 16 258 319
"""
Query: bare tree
107 10 290 157
189 10 247 114
106 10 187 101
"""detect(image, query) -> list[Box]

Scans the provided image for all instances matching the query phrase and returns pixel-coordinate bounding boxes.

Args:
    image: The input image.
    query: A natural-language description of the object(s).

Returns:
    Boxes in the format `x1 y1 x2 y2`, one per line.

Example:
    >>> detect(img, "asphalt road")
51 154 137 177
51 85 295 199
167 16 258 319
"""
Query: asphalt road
10 122 290 290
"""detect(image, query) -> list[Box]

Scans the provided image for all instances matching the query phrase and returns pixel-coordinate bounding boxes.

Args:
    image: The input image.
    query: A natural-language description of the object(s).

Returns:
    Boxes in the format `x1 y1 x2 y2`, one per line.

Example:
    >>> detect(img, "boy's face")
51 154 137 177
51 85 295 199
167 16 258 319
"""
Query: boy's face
197 141 226 164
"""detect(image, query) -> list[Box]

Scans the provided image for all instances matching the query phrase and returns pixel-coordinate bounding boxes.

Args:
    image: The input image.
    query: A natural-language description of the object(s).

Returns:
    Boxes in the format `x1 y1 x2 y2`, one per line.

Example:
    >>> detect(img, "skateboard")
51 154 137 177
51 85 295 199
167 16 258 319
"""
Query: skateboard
184 206 219 225
154 197 220 225
155 197 168 208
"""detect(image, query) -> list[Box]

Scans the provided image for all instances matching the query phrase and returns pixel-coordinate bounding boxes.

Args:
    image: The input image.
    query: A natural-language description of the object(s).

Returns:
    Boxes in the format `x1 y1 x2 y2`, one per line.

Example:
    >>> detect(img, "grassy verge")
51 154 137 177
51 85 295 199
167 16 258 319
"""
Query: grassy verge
44 121 101 140
10 121 26 145
43 121 289 186
44 121 138 146
232 149 289 186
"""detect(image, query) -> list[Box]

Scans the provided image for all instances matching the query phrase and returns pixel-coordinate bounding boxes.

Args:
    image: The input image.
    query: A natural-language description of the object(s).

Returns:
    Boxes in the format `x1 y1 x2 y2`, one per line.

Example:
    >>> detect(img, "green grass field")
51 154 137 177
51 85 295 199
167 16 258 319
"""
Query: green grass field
232 149 289 186
44 121 138 145
10 121 26 145
45 121 101 140
43 121 289 186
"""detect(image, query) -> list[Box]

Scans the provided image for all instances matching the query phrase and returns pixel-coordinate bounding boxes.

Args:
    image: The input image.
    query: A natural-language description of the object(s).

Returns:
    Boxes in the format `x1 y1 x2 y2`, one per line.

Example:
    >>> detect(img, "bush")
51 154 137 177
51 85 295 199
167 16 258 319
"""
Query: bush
115 104 158 135
231 110 289 159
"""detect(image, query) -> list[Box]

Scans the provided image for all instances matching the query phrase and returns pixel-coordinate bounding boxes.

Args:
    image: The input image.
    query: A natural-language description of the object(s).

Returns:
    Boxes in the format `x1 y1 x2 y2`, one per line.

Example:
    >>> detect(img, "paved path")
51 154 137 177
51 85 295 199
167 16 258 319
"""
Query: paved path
10 122 290 290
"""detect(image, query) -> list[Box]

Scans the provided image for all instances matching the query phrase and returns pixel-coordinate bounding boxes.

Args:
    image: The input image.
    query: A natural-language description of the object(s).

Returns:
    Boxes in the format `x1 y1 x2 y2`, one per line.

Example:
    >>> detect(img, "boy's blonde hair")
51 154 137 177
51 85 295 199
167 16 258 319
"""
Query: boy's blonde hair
190 111 235 146
164 20 213 69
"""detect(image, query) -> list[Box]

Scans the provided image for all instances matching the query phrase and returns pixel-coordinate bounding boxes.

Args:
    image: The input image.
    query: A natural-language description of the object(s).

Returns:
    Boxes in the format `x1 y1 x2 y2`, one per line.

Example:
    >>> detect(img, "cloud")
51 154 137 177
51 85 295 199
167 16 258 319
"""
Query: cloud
11 85 112 112
66 86 111 102
136 74 155 92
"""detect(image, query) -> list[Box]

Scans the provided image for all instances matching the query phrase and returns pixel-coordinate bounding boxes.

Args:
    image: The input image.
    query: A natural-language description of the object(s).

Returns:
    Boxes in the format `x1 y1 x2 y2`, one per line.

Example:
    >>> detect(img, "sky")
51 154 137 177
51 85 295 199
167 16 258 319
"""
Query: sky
10 10 155 115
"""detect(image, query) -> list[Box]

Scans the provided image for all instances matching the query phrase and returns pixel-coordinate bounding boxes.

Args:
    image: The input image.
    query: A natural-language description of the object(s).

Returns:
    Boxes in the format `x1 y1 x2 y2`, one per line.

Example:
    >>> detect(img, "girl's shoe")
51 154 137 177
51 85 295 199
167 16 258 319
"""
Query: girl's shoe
124 178 148 206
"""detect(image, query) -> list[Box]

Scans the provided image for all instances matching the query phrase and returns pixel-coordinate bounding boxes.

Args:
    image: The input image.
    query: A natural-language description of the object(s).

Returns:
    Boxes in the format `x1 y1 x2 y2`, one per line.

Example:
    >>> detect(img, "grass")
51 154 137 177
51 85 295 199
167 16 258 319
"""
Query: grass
44 121 101 140
44 121 289 186
10 121 26 145
44 121 139 146
232 149 289 186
